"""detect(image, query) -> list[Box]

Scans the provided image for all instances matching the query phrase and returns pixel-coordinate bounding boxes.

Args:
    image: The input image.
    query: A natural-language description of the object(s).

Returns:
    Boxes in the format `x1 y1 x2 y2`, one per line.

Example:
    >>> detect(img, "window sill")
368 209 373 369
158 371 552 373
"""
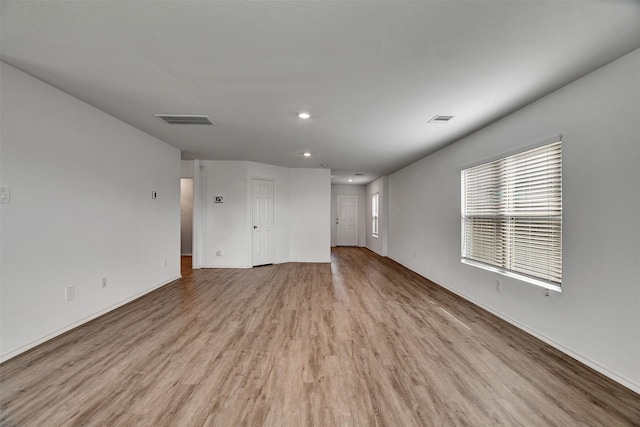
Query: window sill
461 258 561 293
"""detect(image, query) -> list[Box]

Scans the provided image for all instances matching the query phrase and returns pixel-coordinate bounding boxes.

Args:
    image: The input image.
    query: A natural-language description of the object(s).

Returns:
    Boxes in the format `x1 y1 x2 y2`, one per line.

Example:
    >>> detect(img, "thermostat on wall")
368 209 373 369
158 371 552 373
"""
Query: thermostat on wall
215 196 223 203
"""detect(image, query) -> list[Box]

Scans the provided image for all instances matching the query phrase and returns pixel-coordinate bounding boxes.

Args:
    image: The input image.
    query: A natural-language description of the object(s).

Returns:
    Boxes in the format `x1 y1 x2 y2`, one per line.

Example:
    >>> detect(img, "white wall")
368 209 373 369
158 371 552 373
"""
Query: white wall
181 159 194 178
290 169 331 262
388 49 640 392
366 176 389 256
0 62 181 362
198 160 330 267
200 161 251 267
331 184 366 247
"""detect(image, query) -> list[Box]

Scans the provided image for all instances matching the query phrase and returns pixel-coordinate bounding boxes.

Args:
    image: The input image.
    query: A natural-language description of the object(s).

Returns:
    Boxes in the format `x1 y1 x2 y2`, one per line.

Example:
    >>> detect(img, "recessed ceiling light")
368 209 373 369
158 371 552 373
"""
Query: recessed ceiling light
298 112 311 119
348 179 353 182
303 152 311 157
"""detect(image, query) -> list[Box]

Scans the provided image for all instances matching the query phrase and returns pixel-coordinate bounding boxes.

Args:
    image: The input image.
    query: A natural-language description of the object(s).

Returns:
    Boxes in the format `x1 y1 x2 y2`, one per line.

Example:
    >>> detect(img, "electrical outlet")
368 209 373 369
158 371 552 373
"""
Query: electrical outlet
65 286 75 301
102 278 107 288
544 289 551 297
216 249 222 257
495 279 501 292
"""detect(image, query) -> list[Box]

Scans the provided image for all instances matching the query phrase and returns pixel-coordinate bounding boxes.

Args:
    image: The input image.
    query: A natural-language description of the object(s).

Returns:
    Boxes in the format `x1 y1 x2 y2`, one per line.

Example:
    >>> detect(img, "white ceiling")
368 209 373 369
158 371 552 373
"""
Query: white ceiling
2 1 639 184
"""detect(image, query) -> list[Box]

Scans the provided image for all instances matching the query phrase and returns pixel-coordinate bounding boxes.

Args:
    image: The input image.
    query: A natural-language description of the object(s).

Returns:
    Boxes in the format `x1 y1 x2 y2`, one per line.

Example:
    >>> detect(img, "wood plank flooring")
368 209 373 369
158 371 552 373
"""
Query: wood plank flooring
1 248 639 426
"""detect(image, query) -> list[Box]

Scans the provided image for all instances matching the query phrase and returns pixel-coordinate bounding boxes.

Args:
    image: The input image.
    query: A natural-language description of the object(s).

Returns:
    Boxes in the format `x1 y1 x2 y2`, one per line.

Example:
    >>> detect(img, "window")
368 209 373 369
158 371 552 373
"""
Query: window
372 193 379 237
461 138 562 291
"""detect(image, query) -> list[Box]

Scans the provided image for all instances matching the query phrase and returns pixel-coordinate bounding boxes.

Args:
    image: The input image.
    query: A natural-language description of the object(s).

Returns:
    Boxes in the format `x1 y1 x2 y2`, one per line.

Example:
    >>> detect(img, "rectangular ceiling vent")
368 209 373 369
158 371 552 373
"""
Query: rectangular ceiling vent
155 114 214 125
428 115 454 124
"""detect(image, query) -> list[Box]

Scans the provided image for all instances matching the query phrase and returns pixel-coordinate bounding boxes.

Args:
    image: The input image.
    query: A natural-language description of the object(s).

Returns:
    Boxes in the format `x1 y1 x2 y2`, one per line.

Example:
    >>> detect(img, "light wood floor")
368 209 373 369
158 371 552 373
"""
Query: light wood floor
1 248 639 426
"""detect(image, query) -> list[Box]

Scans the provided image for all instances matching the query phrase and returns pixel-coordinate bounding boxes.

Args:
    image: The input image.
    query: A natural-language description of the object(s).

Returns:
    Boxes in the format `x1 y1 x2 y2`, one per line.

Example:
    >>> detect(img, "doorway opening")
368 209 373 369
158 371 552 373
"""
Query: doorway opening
180 178 194 256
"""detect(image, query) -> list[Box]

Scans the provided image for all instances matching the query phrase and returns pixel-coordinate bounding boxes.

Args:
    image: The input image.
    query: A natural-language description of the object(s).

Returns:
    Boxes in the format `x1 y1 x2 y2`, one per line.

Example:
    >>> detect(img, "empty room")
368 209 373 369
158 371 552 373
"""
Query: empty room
1 1 639 426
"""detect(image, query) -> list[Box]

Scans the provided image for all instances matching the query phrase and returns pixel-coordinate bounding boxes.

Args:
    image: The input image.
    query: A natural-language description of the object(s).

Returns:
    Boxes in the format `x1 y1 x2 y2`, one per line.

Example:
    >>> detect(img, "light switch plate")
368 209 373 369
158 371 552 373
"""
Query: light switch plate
0 186 10 204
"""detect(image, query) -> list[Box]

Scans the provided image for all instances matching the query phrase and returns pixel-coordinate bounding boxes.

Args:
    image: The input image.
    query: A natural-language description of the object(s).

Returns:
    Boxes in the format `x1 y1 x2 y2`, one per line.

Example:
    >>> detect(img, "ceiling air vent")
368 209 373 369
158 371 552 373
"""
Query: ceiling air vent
155 114 214 125
428 115 454 124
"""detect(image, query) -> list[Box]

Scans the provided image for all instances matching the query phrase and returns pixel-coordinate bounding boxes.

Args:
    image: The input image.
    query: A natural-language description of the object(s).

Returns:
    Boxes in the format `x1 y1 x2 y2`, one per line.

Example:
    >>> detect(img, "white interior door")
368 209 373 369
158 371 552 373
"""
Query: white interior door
336 194 358 246
252 178 274 266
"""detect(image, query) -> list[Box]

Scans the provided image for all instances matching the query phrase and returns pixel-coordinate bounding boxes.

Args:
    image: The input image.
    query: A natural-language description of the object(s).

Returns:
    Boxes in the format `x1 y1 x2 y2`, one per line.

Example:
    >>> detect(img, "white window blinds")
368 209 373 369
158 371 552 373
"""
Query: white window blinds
372 193 379 236
461 139 562 290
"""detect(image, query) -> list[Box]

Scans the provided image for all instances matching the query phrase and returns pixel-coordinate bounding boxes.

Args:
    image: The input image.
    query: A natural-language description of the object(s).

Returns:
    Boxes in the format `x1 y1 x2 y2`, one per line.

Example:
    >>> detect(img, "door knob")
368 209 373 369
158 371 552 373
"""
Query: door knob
253 225 258 229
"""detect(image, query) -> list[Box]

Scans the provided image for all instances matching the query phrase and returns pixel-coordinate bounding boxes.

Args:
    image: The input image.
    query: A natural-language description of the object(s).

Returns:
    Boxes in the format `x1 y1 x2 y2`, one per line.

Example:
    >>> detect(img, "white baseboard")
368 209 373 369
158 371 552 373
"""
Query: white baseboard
387 255 640 395
199 264 252 269
0 275 181 364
